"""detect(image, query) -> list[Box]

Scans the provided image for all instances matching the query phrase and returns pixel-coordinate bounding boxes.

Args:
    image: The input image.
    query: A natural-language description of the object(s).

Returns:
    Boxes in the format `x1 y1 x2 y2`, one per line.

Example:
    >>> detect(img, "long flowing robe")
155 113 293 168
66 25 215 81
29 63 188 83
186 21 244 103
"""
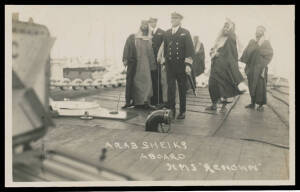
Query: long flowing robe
133 36 156 105
240 39 273 105
122 34 137 105
209 34 244 103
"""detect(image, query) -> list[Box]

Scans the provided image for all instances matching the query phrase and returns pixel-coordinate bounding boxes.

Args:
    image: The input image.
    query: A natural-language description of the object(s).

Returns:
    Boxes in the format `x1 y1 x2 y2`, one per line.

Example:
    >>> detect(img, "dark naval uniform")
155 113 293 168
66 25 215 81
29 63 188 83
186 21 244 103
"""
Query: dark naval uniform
151 28 165 105
163 26 195 114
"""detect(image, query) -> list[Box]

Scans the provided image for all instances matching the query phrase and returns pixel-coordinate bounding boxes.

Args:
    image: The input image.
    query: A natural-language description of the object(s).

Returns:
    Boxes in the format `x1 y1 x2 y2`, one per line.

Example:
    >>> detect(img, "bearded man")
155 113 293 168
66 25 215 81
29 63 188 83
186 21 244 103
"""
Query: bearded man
206 19 244 112
122 20 156 109
240 25 273 111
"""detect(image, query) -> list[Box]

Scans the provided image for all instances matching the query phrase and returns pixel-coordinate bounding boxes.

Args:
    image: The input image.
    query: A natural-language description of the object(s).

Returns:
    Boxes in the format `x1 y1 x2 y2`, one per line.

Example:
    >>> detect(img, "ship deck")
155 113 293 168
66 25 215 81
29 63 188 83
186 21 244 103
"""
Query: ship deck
35 78 290 180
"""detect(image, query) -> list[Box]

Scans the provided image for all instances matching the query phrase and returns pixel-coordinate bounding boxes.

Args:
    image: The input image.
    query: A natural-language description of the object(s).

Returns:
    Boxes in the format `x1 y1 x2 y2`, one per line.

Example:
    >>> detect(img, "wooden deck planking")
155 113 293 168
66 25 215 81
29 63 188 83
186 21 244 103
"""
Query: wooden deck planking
88 93 213 106
99 130 151 162
100 132 170 177
58 129 150 166
259 143 289 179
122 109 225 137
51 126 114 151
284 149 290 178
148 134 210 180
34 124 115 151
275 86 289 95
215 94 289 148
125 133 189 179
233 141 288 180
44 85 290 181
169 112 224 136
232 141 265 180
267 92 289 127
79 89 240 137
205 138 244 180
53 117 142 131
172 136 226 180
81 88 239 119
268 89 289 105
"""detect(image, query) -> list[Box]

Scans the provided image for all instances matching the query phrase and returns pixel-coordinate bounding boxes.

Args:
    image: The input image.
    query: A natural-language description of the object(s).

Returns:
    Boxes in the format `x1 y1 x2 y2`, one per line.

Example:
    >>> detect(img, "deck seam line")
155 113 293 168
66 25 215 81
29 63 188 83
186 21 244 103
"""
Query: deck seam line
232 142 244 180
266 102 289 128
203 137 226 180
209 95 241 136
173 137 211 180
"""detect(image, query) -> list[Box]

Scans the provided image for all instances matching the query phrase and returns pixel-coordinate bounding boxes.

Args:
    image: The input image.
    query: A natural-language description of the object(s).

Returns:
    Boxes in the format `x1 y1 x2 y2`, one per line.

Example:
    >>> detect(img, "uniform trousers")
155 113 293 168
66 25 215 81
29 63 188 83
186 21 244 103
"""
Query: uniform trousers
150 65 163 105
166 70 187 113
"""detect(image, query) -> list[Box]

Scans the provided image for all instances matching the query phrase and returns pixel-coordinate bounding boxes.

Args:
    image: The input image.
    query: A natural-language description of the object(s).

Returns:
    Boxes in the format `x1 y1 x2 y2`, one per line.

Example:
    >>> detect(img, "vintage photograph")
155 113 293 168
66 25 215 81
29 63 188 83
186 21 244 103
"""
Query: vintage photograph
5 5 295 186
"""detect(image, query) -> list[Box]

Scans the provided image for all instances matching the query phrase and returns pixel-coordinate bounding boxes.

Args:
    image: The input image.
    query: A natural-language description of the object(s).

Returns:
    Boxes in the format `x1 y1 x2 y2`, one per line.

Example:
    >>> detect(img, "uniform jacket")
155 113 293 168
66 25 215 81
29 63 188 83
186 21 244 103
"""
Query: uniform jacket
163 27 195 74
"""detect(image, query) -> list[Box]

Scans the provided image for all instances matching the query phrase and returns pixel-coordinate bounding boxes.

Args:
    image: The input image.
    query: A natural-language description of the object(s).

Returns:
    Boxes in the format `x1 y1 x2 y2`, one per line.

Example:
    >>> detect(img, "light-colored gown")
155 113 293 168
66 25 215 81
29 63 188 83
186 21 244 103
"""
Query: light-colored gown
133 35 156 105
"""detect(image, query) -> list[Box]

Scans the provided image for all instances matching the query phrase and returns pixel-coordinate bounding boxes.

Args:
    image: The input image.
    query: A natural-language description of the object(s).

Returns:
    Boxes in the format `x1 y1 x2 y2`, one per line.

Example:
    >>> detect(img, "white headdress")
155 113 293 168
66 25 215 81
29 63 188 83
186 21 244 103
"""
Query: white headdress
256 25 269 46
210 18 236 58
135 20 153 40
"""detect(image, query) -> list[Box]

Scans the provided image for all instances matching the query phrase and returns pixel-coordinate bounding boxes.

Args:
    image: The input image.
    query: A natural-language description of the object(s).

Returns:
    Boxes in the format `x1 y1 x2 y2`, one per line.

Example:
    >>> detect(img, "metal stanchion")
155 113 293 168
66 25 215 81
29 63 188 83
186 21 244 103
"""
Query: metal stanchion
110 66 127 114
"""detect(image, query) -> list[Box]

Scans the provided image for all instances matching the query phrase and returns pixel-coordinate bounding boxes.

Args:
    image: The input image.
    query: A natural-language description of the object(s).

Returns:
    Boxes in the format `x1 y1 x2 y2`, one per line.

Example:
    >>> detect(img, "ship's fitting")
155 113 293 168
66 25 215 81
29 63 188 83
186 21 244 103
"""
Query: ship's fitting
145 109 171 133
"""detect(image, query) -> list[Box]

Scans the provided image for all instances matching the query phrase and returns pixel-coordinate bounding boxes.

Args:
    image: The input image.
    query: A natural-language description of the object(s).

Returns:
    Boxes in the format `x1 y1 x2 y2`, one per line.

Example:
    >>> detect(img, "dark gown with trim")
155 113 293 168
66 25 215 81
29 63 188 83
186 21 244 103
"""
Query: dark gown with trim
193 42 205 77
123 34 137 105
240 39 273 105
209 34 244 103
187 42 205 90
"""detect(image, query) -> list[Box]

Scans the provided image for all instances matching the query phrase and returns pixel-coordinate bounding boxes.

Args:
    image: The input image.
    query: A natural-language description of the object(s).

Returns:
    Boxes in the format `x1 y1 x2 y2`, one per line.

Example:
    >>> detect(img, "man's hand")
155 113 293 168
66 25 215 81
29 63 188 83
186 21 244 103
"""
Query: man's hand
162 64 166 72
185 65 191 74
157 57 165 65
209 48 214 57
210 49 219 58
161 57 165 64
123 60 128 67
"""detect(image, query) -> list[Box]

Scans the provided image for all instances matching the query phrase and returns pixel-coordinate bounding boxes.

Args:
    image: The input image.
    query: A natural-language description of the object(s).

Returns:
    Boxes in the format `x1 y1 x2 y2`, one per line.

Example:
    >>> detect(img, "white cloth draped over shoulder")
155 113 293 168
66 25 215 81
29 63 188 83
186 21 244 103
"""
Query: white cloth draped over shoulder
210 18 243 59
157 42 168 102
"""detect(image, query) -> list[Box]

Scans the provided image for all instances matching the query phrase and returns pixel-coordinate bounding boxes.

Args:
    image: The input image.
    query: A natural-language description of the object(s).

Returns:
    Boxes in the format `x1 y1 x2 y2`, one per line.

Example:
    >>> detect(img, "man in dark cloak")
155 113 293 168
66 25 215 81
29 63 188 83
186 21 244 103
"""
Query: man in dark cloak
192 36 205 78
148 17 165 106
206 19 244 112
122 30 137 108
240 25 273 111
187 35 206 90
122 20 156 109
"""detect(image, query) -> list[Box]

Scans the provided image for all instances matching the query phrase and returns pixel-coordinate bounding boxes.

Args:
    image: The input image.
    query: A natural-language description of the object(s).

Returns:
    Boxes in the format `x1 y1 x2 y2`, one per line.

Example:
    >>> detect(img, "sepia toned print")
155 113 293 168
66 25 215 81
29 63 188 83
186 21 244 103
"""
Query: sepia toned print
5 5 295 186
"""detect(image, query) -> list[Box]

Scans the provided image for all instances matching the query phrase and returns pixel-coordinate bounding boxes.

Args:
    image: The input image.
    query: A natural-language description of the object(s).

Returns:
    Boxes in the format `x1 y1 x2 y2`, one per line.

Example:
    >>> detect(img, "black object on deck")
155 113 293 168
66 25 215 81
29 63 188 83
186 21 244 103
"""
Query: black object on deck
145 109 171 133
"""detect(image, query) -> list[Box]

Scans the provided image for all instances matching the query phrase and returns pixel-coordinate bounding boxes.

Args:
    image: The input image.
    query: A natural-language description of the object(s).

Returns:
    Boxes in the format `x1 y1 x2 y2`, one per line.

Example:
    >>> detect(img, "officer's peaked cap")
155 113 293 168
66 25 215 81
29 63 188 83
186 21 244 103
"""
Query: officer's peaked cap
171 12 183 19
149 17 158 23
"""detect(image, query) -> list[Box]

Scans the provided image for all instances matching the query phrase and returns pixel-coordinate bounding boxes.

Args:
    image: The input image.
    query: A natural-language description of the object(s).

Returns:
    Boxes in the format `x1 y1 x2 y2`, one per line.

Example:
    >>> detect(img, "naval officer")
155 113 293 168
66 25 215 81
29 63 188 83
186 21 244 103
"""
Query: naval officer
163 12 195 119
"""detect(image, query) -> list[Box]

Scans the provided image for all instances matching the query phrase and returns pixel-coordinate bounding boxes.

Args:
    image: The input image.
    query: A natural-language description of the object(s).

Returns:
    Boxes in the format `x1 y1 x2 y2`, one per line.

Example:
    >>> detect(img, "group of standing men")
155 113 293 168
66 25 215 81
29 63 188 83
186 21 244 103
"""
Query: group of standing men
122 12 273 120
